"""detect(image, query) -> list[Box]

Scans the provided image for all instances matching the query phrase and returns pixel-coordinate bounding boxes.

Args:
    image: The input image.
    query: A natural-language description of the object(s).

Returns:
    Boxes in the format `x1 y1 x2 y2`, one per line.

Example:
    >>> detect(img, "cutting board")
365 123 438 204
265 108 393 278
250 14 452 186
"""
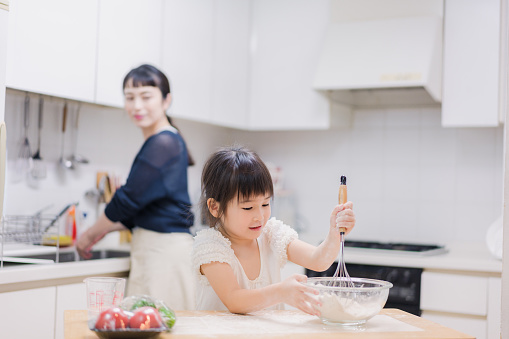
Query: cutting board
65 309 474 339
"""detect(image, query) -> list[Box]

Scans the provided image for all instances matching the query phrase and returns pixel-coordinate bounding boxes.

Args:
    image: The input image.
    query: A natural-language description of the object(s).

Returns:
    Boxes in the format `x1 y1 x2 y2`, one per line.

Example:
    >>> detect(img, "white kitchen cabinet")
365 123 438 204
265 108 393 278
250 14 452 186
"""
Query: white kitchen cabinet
441 0 503 127
1 7 8 123
248 0 330 130
420 270 501 339
162 0 214 123
6 0 98 102
0 286 56 339
95 0 163 108
162 0 330 131
209 0 250 128
55 283 87 339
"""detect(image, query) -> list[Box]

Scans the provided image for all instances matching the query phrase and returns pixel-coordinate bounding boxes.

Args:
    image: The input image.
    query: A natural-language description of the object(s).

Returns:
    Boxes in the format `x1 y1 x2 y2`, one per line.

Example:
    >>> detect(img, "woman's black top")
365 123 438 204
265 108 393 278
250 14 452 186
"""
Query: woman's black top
105 129 194 233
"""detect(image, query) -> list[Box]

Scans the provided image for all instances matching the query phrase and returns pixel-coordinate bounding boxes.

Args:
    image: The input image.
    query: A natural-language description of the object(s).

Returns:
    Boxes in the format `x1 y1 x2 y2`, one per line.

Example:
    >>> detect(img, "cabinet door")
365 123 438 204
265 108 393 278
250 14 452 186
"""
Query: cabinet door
441 0 501 127
55 283 87 339
5 0 98 102
162 0 214 123
0 287 56 339
210 0 250 128
0 8 7 123
95 0 163 108
248 0 330 130
421 311 486 339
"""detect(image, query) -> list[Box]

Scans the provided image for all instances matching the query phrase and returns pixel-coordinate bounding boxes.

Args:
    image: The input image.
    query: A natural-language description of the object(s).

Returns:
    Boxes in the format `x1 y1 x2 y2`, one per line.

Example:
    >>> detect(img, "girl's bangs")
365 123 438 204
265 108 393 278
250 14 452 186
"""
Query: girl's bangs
235 165 274 201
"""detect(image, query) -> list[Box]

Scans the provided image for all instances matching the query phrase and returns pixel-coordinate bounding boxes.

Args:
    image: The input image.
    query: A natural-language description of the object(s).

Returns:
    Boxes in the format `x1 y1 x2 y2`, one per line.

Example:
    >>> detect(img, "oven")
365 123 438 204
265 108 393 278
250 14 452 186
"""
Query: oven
305 240 446 316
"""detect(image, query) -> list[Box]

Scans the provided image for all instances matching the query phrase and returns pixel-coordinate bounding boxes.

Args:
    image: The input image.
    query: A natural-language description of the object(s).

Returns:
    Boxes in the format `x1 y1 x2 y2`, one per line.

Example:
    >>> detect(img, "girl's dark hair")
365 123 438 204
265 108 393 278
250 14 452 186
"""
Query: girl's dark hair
200 145 274 228
123 64 195 166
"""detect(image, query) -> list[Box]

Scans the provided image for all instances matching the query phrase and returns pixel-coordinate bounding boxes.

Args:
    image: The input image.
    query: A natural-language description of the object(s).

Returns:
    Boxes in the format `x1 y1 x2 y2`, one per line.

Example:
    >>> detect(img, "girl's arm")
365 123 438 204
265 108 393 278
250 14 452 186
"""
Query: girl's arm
287 202 355 272
201 262 321 315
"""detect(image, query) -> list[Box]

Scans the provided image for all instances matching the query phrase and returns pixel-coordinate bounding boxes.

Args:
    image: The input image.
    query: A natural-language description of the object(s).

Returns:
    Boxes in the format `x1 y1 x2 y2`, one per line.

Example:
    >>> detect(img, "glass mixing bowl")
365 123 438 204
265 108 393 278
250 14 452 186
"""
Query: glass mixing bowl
303 277 393 326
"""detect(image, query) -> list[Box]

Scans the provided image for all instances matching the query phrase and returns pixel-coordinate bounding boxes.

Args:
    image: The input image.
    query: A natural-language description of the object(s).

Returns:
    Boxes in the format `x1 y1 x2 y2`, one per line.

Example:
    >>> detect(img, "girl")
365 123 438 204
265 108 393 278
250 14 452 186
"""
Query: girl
77 64 195 310
192 146 355 315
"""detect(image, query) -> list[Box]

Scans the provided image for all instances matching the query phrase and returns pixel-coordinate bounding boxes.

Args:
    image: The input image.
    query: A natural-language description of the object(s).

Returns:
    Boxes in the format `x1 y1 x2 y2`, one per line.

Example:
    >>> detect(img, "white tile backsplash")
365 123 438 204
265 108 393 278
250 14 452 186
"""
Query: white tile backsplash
3 94 503 248
232 106 503 247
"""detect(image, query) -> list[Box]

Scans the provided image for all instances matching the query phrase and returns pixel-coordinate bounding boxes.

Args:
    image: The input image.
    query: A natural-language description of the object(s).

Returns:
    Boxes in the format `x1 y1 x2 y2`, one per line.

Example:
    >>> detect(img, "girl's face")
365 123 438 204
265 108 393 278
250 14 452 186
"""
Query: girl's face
123 81 171 135
215 194 272 242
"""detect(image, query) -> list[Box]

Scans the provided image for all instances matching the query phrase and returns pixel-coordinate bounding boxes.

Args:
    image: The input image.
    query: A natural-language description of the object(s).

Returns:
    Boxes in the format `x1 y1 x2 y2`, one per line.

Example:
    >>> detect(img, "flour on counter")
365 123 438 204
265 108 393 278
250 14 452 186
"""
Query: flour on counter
170 311 423 336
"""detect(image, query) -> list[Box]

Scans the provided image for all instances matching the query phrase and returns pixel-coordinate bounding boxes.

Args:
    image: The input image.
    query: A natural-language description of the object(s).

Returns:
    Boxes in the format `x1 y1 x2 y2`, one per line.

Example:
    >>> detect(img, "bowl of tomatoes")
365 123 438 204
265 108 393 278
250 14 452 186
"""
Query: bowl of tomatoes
90 295 176 339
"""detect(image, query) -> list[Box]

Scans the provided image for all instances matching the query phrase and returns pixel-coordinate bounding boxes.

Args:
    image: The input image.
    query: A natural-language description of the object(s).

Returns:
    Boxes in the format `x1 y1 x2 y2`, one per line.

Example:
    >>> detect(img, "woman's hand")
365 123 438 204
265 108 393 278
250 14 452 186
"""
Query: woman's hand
76 227 107 259
278 274 321 316
330 201 355 235
76 213 126 259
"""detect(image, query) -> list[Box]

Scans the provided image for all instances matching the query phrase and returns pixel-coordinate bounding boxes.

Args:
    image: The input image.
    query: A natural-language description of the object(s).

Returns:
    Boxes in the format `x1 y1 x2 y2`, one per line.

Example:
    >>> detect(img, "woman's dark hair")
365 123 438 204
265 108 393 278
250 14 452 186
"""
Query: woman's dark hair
200 145 274 228
123 64 195 166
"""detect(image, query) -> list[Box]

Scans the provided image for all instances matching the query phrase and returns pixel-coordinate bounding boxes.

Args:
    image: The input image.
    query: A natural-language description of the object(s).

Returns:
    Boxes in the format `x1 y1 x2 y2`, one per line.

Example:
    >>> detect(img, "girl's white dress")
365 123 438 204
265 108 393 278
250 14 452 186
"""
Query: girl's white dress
192 217 298 311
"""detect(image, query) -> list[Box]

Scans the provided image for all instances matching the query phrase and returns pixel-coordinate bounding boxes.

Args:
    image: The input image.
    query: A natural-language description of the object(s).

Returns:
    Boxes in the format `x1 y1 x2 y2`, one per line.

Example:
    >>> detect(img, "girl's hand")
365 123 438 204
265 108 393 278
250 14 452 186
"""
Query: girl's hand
330 201 355 235
279 274 321 316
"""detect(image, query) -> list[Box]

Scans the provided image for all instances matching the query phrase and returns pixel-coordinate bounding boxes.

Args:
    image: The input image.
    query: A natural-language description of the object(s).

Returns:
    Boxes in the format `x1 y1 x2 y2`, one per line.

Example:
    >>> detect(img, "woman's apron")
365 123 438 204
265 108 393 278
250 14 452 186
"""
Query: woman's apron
127 227 195 310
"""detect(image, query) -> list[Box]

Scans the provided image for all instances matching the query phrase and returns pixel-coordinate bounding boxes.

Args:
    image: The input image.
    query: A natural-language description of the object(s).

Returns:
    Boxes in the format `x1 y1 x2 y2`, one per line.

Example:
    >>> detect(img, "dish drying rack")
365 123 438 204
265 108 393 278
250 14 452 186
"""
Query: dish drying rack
0 214 65 267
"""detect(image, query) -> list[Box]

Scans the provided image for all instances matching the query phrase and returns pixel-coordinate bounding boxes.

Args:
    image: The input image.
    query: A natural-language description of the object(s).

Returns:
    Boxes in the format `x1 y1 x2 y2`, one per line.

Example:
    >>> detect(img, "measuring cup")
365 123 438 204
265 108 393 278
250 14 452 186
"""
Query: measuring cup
84 277 126 323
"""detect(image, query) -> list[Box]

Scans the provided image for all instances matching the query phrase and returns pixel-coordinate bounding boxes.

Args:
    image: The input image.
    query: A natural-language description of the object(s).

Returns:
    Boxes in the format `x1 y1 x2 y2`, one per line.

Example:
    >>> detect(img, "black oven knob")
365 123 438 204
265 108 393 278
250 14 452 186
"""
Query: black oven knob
386 269 399 283
401 270 412 285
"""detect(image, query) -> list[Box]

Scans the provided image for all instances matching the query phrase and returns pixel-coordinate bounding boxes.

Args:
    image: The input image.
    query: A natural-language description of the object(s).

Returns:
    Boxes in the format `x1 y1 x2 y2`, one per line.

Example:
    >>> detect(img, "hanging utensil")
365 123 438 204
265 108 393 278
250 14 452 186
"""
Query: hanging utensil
31 96 47 179
67 103 89 166
15 94 32 180
59 102 74 169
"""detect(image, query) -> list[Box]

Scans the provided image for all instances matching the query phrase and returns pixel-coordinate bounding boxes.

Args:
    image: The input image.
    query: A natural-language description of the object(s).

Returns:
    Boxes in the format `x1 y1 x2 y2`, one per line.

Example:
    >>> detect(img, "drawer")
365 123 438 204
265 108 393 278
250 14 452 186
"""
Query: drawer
421 271 487 316
421 311 486 339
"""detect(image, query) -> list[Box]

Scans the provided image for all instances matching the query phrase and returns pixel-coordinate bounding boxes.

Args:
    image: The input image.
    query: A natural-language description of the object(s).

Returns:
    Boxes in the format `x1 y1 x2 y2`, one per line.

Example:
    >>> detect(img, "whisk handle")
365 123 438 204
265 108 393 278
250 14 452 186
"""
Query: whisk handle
338 175 347 233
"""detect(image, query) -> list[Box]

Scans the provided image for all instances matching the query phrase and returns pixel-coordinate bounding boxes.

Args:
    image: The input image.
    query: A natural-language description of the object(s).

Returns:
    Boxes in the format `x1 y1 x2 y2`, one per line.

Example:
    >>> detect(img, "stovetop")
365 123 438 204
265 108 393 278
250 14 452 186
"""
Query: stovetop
344 240 448 256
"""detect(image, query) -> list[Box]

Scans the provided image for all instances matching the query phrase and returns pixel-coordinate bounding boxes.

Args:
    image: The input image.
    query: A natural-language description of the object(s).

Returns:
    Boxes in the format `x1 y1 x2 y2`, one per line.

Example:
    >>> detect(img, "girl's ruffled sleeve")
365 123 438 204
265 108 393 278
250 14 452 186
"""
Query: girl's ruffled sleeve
263 218 298 268
192 228 236 285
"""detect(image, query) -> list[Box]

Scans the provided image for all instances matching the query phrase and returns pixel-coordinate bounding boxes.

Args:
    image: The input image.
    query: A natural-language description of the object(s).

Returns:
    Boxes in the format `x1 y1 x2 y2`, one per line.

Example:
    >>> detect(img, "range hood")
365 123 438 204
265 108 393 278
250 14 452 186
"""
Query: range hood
313 16 443 107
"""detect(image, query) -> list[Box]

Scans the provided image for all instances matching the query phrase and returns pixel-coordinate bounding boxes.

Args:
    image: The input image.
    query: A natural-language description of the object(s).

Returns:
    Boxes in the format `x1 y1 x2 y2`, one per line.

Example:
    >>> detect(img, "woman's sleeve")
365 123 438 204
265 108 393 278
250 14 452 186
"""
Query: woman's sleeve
105 133 180 227
264 218 298 268
192 229 236 286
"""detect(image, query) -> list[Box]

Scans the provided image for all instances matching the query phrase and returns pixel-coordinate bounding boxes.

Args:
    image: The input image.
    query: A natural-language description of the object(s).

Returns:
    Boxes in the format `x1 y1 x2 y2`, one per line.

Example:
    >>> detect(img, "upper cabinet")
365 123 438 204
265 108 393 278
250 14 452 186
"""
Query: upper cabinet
248 0 330 130
162 0 331 130
95 0 163 108
441 0 505 127
1 6 8 123
6 0 98 102
162 0 215 124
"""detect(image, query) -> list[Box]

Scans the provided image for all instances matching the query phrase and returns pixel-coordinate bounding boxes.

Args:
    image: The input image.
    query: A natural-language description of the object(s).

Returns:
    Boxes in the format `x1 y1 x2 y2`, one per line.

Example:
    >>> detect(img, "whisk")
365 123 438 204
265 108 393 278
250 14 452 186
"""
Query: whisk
329 175 355 288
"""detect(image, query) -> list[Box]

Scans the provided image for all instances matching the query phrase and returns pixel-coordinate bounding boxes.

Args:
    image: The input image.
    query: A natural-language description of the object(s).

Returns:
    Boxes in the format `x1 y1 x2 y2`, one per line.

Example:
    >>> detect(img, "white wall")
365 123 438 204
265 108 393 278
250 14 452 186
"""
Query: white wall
3 90 232 229
3 90 503 248
231 107 504 247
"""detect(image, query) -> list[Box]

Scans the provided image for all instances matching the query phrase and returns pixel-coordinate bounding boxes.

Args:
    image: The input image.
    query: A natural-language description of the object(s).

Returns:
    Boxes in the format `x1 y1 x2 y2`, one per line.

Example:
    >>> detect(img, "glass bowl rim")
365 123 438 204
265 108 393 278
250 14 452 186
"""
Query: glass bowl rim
304 277 393 292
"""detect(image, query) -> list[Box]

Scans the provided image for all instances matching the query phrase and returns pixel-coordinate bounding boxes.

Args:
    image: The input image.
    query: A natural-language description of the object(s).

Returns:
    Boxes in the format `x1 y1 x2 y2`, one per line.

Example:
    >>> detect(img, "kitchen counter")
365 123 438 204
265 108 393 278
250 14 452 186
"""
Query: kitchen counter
0 246 130 292
65 309 474 339
344 242 502 275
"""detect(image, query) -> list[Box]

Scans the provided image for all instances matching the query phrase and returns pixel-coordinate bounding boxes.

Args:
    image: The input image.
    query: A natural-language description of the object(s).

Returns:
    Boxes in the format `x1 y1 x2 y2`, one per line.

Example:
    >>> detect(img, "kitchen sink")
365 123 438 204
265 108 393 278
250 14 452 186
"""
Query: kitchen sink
1 249 130 266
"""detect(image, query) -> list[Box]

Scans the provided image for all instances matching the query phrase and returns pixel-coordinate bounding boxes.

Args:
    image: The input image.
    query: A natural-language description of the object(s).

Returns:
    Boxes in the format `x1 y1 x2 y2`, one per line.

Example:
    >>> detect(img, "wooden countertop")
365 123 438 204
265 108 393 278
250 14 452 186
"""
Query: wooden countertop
65 309 474 339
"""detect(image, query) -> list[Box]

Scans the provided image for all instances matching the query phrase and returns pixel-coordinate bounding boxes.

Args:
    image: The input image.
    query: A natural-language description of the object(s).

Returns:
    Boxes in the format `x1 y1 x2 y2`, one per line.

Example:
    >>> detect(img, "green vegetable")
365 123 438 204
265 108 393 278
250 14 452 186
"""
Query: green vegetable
158 305 176 329
131 299 156 310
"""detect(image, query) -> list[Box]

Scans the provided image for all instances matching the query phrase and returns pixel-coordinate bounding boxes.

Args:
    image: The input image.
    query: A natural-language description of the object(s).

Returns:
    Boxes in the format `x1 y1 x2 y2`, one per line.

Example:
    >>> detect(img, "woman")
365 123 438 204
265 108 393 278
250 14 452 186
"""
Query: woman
76 64 195 310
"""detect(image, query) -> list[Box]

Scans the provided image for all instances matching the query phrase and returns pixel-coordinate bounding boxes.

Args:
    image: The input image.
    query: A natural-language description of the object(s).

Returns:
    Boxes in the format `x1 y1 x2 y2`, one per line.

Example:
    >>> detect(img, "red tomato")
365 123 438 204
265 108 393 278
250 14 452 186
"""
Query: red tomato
95 307 129 330
128 306 163 329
